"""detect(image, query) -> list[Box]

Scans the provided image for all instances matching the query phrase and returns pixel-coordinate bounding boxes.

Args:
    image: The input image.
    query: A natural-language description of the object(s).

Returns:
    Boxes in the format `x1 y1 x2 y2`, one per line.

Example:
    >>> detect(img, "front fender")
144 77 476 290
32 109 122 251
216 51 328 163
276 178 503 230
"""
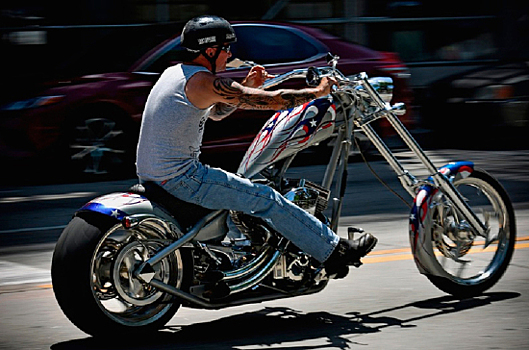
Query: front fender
409 161 474 276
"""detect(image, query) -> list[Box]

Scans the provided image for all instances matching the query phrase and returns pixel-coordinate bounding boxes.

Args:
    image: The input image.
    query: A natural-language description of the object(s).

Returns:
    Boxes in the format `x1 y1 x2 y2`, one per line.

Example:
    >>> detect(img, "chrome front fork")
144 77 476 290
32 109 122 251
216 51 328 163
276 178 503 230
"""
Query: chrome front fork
359 107 489 239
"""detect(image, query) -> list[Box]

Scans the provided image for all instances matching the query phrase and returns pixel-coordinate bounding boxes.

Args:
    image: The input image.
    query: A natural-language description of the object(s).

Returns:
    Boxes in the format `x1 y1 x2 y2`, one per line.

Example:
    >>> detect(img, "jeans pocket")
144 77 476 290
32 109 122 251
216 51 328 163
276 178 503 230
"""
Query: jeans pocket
156 178 182 193
177 163 204 201
182 175 200 195
188 162 207 183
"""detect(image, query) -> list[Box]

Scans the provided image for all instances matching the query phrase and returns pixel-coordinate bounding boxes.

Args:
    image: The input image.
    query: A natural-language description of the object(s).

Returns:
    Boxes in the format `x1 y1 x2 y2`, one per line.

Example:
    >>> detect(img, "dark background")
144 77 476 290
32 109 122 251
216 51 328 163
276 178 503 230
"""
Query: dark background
2 1 528 83
2 0 529 148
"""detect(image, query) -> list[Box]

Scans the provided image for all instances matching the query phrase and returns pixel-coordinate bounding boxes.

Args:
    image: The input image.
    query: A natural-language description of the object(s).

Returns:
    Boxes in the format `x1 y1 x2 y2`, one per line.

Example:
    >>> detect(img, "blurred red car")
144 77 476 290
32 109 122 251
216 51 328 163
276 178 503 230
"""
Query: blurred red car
0 21 412 178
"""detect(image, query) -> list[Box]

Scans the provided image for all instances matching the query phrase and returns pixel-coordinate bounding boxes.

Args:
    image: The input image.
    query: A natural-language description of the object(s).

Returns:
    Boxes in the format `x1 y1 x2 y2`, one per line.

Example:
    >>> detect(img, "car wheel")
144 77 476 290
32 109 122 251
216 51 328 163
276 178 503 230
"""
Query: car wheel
66 107 136 179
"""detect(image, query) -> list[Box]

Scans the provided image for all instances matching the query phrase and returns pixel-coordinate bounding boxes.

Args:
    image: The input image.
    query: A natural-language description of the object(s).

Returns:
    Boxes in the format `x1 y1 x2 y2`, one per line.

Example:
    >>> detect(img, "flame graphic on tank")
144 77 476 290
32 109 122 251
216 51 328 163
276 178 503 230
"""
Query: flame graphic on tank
238 97 336 177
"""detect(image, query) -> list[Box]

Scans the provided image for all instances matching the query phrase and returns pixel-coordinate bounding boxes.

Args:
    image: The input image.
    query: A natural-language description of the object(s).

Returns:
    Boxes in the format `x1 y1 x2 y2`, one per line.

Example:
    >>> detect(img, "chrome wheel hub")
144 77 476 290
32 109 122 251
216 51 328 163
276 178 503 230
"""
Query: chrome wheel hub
112 240 169 306
90 220 184 326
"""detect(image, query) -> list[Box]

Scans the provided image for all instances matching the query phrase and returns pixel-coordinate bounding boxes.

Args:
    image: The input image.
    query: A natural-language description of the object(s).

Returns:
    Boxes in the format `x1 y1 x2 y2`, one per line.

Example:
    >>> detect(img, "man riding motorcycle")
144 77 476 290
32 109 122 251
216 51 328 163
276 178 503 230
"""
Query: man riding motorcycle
135 15 377 277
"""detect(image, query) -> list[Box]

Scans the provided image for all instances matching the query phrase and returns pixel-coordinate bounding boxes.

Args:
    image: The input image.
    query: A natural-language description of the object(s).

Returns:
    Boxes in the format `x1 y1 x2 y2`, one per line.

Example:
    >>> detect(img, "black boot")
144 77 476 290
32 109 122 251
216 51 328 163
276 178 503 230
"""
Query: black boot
325 233 378 278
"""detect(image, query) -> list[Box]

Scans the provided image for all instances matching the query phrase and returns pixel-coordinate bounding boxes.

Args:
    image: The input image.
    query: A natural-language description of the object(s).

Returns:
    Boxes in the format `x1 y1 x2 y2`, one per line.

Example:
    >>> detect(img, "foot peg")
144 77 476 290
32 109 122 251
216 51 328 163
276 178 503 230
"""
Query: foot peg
348 226 365 240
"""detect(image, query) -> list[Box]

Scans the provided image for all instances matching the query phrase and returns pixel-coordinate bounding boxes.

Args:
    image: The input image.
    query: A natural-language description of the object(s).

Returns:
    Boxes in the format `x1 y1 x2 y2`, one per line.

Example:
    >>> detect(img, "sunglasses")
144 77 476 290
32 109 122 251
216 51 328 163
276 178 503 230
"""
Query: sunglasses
217 44 231 53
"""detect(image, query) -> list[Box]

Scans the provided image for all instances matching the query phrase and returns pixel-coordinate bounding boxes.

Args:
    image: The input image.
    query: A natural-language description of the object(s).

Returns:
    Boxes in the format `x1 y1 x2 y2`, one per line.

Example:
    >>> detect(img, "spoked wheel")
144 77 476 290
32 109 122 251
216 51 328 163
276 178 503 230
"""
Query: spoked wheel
52 213 190 336
425 169 516 298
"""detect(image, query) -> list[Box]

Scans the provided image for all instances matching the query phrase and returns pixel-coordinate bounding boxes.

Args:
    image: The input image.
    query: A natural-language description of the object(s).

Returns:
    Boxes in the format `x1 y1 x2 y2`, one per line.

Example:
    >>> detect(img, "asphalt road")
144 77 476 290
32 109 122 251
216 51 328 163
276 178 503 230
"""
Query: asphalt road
0 148 528 349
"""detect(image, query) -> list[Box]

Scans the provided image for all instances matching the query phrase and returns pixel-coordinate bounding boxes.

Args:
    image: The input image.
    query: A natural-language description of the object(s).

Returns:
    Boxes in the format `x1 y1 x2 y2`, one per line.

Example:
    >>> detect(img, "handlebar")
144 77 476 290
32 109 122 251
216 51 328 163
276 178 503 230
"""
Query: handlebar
258 53 405 116
261 69 309 90
261 66 375 100
261 67 361 90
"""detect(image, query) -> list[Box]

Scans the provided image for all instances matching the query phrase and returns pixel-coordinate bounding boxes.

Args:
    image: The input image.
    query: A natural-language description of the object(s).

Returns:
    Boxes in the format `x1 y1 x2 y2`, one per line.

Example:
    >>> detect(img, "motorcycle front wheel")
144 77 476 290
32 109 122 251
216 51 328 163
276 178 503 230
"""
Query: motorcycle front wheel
51 212 191 337
423 169 516 298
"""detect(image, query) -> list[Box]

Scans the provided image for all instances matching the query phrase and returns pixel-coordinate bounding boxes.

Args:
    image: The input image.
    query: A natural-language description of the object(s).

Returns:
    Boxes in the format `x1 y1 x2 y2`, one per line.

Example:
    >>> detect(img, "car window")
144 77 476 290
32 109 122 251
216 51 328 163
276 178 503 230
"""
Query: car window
140 24 326 73
231 25 324 64
142 40 188 73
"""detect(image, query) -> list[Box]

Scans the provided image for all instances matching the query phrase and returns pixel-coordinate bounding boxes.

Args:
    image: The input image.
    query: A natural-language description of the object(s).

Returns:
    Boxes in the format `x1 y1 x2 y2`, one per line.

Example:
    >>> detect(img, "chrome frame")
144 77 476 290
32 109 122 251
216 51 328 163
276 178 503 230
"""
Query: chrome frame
131 64 490 309
267 70 406 231
351 74 488 238
265 66 488 238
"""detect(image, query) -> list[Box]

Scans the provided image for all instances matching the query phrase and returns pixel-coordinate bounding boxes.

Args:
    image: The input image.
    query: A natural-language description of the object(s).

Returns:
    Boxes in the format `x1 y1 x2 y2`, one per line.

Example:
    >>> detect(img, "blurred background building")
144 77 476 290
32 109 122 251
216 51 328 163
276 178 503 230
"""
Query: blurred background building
2 0 528 142
2 0 528 84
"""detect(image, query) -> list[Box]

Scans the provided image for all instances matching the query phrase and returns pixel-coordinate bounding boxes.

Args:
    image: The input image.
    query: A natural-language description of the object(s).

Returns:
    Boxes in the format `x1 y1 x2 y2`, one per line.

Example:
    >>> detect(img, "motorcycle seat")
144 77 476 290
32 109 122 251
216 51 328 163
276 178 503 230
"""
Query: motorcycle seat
129 181 214 230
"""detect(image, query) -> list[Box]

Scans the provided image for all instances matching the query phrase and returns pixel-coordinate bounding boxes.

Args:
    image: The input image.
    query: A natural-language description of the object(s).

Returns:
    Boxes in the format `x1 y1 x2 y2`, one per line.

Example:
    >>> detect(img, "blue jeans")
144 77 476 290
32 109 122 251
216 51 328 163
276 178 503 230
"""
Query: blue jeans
147 161 339 263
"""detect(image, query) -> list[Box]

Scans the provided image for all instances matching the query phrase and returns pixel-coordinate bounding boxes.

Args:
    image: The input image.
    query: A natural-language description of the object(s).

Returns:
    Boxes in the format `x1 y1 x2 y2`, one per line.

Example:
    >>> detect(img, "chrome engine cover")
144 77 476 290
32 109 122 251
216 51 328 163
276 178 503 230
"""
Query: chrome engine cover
283 179 330 216
283 186 320 215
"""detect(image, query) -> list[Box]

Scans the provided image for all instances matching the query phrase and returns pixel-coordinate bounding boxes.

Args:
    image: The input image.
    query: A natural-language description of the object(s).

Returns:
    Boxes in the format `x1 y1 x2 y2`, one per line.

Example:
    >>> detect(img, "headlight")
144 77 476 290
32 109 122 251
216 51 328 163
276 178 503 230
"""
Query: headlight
351 76 394 104
1 95 65 111
368 77 394 103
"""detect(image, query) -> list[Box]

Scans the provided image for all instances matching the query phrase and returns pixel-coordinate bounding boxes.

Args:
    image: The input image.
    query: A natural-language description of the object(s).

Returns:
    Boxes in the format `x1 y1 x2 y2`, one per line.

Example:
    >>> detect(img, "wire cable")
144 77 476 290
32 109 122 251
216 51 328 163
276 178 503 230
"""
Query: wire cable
353 134 412 209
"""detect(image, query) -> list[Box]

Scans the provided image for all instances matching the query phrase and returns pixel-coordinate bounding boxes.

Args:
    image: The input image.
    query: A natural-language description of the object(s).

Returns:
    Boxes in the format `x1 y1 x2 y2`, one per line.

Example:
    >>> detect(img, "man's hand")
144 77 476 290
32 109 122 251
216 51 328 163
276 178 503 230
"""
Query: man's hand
316 76 339 97
241 65 275 88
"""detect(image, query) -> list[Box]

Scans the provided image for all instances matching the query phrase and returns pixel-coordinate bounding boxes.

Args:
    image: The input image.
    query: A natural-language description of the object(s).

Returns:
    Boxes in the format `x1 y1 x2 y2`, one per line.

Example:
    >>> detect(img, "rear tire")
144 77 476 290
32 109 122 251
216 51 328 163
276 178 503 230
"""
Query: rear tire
52 212 189 336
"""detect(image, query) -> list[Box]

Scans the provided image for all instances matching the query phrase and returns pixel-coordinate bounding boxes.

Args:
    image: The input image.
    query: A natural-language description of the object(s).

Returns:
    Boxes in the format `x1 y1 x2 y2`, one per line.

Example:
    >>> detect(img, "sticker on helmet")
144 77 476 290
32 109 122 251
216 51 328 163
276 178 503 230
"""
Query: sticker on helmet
198 36 216 45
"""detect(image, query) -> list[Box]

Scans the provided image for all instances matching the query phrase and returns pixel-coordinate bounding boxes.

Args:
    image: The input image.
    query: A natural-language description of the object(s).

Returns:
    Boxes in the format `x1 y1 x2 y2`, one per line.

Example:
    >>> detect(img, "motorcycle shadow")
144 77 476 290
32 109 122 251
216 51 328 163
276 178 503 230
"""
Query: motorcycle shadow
51 292 519 350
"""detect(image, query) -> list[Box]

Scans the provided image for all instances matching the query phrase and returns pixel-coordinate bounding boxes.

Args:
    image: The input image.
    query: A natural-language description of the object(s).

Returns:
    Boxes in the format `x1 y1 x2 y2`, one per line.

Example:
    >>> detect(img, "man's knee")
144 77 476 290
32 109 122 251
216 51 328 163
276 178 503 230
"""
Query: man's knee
253 186 286 212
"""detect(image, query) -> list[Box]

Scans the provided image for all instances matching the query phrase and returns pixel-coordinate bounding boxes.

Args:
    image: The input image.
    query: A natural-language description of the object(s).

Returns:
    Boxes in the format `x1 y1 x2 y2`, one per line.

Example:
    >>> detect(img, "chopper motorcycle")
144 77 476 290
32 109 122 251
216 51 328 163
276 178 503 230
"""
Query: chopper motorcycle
52 55 516 336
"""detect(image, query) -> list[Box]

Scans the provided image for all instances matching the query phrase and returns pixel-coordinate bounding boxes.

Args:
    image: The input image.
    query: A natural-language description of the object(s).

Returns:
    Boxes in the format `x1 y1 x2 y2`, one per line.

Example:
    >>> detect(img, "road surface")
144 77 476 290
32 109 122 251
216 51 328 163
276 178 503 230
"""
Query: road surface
1 149 528 349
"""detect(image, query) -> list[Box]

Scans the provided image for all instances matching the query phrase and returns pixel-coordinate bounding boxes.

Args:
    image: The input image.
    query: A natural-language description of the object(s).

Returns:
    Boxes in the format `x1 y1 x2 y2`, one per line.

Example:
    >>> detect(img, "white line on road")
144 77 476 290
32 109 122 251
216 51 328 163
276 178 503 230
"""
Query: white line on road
0 192 96 204
0 261 51 287
0 225 67 234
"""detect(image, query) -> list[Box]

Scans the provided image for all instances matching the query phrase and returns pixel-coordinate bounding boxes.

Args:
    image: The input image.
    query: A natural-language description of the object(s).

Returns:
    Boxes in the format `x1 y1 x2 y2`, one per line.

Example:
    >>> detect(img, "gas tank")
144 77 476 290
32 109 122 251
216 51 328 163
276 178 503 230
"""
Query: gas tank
238 96 336 178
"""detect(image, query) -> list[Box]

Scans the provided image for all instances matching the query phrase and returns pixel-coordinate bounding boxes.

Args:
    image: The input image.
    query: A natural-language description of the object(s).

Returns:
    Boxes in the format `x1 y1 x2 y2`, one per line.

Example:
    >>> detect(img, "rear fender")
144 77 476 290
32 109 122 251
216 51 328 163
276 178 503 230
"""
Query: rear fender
77 192 228 241
409 161 474 276
79 192 158 220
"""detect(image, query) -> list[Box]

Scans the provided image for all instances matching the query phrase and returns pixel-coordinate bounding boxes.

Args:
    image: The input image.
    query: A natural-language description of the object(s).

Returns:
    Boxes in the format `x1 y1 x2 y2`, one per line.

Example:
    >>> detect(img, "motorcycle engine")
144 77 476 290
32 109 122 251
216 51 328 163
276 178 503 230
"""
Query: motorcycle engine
229 178 330 245
282 179 330 216
273 252 312 282
229 178 330 283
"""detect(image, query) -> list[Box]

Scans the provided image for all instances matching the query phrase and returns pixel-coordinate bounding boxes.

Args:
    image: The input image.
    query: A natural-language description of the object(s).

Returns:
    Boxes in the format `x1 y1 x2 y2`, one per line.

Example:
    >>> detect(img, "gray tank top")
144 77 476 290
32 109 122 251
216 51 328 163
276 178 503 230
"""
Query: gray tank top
136 64 213 181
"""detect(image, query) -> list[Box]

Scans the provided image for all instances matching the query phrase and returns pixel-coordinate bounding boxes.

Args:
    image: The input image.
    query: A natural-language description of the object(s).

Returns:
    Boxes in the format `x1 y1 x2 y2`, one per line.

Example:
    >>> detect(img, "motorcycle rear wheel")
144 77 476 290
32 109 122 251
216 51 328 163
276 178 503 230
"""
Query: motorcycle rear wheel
52 212 190 336
424 169 516 298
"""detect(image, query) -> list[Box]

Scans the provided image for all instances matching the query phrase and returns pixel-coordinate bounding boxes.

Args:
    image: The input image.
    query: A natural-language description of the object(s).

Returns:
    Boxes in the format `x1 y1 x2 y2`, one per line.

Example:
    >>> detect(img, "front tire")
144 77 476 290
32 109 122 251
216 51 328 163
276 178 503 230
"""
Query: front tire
423 169 516 298
52 212 189 336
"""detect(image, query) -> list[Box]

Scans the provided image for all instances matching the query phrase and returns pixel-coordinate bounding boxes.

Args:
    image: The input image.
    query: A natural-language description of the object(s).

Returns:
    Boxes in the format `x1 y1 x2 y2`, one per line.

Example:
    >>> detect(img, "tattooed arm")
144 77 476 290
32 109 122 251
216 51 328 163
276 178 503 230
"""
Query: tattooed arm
209 102 237 121
208 65 274 121
186 70 336 114
211 76 334 111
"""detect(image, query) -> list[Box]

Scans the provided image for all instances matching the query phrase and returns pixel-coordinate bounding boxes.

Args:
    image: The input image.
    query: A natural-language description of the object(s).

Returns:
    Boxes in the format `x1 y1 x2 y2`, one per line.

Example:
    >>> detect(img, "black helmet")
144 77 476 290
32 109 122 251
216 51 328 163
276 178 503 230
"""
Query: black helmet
181 15 237 52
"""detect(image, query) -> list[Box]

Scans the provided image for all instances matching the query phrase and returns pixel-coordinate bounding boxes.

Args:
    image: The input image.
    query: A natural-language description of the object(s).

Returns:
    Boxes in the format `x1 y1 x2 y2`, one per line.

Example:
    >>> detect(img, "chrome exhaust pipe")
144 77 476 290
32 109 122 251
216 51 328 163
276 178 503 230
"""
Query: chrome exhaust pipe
205 239 286 299
223 246 273 281
150 240 286 302
227 249 282 294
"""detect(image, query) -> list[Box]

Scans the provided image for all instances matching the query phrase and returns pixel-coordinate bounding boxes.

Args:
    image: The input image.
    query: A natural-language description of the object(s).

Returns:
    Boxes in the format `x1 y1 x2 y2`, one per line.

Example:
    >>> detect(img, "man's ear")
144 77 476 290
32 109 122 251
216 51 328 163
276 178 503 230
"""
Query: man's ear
205 48 215 58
